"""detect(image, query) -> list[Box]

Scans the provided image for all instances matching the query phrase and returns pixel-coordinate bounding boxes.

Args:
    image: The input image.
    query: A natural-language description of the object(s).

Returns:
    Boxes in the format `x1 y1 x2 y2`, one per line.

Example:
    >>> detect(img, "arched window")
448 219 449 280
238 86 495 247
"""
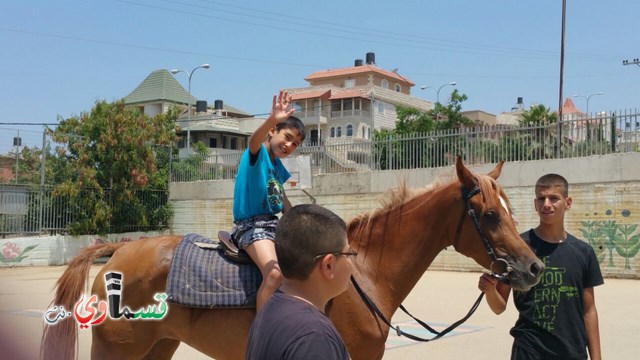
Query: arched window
381 79 388 89
361 126 365 138
346 124 353 137
394 84 401 92
337 126 342 137
330 127 335 137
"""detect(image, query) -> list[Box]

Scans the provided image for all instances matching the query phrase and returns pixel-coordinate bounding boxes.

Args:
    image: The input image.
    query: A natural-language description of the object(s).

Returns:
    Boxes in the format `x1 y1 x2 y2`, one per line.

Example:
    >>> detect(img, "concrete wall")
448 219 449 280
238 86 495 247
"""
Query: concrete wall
169 152 640 278
0 231 169 267
7 153 637 278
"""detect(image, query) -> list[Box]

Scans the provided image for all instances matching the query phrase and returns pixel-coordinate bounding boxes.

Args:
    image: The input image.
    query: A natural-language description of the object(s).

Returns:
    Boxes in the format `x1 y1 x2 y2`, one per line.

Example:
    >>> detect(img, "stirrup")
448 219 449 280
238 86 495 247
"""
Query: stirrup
218 231 252 264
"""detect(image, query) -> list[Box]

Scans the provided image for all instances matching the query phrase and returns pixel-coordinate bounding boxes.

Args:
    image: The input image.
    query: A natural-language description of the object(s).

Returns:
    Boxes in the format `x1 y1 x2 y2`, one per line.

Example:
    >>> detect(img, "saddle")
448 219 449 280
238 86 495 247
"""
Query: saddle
167 233 261 308
217 231 252 264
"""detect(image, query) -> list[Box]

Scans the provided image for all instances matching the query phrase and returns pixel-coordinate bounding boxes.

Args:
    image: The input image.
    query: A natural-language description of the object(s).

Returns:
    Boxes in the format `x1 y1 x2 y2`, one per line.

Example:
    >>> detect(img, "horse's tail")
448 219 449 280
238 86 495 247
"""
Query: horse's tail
40 242 126 360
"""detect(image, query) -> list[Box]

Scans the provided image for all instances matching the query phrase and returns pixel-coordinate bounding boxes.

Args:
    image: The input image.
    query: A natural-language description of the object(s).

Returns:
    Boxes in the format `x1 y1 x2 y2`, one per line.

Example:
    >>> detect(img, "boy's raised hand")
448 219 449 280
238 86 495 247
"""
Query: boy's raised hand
271 90 295 123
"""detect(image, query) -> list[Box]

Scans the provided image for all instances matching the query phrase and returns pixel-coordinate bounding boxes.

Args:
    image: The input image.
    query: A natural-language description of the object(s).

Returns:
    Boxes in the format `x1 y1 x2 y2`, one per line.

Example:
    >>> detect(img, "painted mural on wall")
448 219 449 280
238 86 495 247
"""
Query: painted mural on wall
0 241 37 263
580 209 640 271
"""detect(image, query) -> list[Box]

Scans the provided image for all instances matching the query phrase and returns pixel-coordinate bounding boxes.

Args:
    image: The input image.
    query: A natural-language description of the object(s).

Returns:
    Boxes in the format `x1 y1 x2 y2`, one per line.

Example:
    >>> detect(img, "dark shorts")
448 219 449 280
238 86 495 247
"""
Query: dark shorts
230 214 279 250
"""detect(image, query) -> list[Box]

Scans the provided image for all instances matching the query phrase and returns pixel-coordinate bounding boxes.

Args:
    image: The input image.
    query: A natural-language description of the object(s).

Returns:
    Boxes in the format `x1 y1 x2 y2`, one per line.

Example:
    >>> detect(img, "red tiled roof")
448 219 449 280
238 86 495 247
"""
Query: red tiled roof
0 167 13 182
328 89 370 100
290 90 331 101
562 98 584 115
305 65 415 85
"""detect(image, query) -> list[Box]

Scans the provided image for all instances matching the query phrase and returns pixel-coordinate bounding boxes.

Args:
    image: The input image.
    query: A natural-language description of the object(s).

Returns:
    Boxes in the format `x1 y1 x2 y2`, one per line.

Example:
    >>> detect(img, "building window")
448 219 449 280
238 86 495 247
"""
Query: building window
330 127 335 137
209 138 217 148
343 98 353 111
346 124 353 137
394 84 401 92
367 128 371 139
344 79 355 88
293 102 302 114
337 126 342 137
381 79 388 89
377 100 384 114
230 137 237 150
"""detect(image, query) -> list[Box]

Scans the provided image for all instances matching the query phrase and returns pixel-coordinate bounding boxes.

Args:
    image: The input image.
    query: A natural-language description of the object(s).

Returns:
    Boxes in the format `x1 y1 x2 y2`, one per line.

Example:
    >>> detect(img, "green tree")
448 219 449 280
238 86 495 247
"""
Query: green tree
373 90 472 169
519 104 557 125
48 100 178 235
394 106 437 134
170 141 212 181
9 145 44 185
516 104 561 160
433 89 473 130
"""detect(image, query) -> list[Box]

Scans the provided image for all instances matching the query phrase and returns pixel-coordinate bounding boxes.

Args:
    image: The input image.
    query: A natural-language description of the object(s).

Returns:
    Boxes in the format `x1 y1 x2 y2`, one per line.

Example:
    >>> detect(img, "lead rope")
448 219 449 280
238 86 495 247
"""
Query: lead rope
350 184 511 342
350 276 484 342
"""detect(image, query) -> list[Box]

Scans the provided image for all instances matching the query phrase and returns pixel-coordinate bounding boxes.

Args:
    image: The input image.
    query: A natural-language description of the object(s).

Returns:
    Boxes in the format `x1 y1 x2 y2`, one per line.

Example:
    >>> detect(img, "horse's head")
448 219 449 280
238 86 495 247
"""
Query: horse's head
455 157 543 291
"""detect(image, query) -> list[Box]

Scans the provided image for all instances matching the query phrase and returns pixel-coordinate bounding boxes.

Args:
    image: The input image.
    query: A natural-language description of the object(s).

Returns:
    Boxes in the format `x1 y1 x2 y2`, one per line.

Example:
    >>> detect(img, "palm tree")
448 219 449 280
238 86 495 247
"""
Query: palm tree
518 104 559 159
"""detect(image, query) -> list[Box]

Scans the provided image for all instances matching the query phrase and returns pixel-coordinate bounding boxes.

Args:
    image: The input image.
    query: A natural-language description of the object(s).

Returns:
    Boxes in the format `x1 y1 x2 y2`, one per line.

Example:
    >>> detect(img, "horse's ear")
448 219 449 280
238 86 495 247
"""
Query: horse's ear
487 160 505 180
455 156 476 190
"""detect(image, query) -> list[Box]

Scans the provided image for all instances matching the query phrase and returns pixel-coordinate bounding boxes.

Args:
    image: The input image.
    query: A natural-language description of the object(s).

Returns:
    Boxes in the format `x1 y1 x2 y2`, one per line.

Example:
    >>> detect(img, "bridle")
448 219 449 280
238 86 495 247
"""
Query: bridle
455 184 511 281
350 183 510 342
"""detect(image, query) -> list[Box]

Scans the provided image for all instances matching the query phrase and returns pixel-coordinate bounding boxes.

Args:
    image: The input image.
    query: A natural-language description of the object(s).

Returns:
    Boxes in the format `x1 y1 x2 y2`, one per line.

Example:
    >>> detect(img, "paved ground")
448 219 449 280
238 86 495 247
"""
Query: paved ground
0 265 637 359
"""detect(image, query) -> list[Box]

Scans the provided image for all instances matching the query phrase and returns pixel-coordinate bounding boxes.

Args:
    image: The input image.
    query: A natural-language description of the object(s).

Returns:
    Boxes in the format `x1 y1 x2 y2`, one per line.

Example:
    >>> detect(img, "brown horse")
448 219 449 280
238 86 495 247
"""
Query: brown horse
41 158 543 360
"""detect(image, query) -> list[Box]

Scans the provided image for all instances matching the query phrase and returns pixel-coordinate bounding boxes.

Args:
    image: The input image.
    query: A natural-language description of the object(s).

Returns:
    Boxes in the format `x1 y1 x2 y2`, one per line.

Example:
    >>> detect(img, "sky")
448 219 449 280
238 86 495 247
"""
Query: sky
1 0 639 154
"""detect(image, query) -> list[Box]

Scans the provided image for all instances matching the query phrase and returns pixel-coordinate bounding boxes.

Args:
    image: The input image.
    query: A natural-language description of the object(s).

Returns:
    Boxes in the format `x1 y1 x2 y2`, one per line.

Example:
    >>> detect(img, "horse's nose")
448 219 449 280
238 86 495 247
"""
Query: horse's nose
530 260 545 278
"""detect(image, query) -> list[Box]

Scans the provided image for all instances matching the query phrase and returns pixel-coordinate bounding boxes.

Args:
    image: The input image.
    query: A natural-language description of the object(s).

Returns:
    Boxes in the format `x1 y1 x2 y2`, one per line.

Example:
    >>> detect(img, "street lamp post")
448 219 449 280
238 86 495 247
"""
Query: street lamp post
573 92 603 117
421 82 456 120
420 81 456 103
170 64 210 150
573 92 603 141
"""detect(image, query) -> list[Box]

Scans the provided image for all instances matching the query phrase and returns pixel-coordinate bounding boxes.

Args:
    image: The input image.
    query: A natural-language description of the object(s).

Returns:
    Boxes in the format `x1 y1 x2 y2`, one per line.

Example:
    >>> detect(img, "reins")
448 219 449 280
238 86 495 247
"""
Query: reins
350 183 508 342
350 277 484 342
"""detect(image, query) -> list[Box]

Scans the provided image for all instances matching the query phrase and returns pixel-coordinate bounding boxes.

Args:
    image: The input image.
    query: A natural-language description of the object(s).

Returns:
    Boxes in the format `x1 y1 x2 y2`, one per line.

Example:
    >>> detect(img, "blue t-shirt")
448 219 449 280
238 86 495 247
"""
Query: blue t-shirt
233 145 290 222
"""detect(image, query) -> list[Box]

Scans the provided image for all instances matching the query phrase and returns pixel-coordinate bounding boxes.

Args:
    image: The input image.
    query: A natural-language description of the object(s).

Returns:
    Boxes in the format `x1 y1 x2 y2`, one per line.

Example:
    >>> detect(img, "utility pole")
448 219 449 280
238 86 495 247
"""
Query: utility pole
622 58 640 68
556 0 567 158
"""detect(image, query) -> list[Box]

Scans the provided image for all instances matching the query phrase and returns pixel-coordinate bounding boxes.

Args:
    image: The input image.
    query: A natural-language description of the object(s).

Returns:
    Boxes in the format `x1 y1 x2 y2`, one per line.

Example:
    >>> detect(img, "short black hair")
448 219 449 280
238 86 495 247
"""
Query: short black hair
536 173 569 197
276 204 346 280
275 116 306 141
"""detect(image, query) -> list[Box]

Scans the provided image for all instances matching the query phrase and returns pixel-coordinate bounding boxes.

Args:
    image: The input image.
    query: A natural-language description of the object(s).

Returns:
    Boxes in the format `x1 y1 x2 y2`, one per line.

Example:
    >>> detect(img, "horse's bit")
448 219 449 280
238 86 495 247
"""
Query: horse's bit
349 183 508 342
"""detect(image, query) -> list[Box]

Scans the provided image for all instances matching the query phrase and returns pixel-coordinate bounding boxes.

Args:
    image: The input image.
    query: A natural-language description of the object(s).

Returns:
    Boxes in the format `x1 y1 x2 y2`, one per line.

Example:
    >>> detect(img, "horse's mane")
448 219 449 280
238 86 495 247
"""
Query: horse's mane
347 169 510 235
348 173 453 231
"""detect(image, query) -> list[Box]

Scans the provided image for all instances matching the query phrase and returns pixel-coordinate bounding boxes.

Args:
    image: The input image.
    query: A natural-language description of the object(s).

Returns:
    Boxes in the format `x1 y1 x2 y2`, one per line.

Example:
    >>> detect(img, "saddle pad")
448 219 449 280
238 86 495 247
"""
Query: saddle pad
166 233 262 308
